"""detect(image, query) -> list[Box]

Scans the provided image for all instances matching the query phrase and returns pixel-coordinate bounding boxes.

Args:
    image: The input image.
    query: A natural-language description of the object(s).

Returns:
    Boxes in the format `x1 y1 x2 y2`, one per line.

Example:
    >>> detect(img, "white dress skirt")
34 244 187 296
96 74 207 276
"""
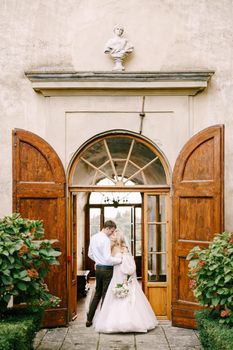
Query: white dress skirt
93 252 158 333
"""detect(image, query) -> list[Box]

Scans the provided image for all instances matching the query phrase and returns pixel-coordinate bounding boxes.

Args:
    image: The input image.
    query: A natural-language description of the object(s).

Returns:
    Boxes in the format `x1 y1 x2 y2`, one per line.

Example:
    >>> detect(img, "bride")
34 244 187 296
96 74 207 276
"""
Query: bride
93 230 158 333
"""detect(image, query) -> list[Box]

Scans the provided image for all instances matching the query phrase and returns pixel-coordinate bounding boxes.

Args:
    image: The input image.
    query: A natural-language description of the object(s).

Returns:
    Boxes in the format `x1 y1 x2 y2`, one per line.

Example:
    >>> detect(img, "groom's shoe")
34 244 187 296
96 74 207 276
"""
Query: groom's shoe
86 320 92 327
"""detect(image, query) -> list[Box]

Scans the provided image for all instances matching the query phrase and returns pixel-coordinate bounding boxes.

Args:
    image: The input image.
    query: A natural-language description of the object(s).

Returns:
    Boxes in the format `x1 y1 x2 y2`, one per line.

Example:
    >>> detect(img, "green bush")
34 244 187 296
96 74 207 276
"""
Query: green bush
0 308 43 350
0 213 61 313
187 232 233 326
196 309 233 350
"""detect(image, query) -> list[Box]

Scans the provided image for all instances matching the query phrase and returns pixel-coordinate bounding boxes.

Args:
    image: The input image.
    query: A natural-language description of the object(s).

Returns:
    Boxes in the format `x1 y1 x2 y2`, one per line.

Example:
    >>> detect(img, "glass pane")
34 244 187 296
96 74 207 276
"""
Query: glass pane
135 207 141 256
104 206 131 247
89 208 101 236
159 195 166 222
123 163 144 185
143 159 167 185
148 195 166 223
106 137 132 159
73 159 97 186
131 140 157 166
148 196 156 222
98 163 115 182
148 223 166 254
89 191 142 205
160 224 166 252
82 140 108 167
147 195 167 282
148 223 157 251
148 254 166 282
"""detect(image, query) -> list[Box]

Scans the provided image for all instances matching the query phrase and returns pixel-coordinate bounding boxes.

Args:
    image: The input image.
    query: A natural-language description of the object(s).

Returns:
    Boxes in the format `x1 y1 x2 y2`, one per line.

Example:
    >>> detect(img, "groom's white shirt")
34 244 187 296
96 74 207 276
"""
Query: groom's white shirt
88 231 121 266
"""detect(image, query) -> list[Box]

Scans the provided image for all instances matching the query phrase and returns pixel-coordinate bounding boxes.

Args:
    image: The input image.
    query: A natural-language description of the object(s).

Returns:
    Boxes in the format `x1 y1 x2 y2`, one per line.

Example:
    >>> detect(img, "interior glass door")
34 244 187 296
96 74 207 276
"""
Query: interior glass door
144 192 170 319
87 194 142 277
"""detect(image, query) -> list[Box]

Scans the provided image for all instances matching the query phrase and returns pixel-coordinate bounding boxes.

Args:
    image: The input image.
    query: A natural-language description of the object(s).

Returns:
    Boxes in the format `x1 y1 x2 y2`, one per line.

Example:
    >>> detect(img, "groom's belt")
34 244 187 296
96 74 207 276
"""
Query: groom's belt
96 264 113 269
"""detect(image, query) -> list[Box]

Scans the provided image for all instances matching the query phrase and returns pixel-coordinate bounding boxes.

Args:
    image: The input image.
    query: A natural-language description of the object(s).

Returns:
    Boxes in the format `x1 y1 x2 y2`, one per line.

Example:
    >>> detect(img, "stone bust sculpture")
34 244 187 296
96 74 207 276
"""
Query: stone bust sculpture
104 25 134 71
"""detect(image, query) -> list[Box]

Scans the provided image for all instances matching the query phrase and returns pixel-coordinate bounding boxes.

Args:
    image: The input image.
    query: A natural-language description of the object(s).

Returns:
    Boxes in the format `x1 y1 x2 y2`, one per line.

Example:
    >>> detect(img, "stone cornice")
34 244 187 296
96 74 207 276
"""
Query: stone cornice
25 71 214 96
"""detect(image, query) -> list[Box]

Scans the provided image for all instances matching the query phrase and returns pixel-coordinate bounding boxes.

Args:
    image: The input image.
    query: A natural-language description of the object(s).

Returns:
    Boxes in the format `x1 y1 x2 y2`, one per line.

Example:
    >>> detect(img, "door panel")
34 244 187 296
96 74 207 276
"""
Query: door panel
12 129 67 327
144 192 171 319
148 287 167 316
172 125 224 328
178 258 196 303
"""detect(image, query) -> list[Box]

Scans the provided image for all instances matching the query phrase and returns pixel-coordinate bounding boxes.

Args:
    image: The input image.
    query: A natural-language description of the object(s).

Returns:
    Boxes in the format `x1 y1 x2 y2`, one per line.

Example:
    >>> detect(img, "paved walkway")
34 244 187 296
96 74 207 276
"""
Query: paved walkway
33 283 201 350
34 320 201 350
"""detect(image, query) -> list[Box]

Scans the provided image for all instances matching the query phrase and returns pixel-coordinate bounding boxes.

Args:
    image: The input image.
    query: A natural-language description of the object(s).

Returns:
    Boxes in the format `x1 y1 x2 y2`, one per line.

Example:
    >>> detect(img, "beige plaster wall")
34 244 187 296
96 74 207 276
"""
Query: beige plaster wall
0 0 233 228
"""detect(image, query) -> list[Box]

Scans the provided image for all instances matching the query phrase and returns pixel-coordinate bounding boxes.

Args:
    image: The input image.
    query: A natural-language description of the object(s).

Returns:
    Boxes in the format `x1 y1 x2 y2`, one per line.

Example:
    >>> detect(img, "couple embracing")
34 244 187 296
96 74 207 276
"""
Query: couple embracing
86 220 158 333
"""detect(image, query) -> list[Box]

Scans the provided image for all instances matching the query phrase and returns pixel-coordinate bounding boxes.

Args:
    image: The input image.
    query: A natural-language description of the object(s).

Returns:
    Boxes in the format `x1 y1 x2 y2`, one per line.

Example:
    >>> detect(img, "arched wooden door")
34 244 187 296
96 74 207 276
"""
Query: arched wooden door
12 129 67 327
172 125 224 328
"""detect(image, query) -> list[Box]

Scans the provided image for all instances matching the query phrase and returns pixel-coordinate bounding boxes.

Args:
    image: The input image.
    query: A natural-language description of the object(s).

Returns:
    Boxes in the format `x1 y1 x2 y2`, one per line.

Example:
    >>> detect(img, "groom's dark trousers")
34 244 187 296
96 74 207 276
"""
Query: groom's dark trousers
87 265 113 322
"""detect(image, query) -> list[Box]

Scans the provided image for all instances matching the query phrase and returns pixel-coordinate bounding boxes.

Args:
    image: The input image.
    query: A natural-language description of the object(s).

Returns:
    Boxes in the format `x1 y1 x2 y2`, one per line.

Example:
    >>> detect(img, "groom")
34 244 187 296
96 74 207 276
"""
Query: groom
86 220 122 327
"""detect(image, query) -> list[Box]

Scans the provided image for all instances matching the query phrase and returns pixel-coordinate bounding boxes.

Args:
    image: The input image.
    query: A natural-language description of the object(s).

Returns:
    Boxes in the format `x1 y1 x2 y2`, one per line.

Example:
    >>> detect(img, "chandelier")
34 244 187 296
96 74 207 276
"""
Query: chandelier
102 193 129 208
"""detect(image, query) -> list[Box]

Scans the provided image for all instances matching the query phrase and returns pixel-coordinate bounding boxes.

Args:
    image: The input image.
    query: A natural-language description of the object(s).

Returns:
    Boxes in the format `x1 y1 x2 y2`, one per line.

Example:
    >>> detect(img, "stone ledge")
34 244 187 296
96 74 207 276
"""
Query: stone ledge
25 71 214 96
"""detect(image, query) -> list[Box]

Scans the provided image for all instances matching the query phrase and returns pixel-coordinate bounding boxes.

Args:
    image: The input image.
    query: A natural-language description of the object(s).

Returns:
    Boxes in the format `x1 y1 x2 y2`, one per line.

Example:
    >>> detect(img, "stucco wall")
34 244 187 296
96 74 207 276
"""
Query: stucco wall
1 0 233 228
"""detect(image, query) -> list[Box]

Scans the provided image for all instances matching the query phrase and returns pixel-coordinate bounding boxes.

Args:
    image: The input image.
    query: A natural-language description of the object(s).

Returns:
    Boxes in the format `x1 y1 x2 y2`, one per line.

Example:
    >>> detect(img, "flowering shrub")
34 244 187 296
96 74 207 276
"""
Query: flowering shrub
187 232 233 326
113 282 129 298
0 213 61 314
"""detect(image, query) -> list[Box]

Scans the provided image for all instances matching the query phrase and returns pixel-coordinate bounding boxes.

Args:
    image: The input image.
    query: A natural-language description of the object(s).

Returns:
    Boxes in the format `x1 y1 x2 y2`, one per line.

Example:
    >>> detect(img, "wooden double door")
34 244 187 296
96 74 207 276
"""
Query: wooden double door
12 125 224 328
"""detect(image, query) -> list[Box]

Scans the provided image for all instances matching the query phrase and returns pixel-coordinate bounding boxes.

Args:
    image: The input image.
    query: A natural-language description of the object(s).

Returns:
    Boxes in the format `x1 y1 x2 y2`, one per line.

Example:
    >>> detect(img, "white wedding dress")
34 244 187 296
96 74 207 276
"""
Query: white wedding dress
93 252 158 333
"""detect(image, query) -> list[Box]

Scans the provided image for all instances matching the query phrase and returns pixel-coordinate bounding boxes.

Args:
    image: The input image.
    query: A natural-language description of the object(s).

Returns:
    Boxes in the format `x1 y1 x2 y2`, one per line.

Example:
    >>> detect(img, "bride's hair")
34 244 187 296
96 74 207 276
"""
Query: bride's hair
111 229 128 249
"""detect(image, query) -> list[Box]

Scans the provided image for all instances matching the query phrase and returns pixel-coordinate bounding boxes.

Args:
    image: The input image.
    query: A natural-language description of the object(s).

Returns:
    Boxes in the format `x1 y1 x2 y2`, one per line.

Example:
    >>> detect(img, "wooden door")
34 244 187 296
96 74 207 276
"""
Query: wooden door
12 129 67 327
172 125 224 328
144 191 171 319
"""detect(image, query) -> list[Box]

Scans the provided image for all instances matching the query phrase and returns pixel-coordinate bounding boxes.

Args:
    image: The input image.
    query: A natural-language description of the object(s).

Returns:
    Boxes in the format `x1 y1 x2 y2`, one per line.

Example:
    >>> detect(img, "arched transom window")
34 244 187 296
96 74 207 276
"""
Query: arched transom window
71 135 169 187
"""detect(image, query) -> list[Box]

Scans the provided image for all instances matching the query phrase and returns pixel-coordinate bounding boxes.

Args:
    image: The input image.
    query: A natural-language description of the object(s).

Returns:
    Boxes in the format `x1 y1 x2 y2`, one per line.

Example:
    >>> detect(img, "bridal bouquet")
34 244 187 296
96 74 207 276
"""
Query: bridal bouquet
112 282 129 298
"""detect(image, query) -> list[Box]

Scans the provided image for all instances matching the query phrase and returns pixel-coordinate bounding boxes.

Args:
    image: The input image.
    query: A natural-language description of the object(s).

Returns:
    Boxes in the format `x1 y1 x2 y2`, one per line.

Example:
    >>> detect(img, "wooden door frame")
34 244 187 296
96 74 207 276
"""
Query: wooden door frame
143 189 171 320
67 186 171 320
66 130 172 321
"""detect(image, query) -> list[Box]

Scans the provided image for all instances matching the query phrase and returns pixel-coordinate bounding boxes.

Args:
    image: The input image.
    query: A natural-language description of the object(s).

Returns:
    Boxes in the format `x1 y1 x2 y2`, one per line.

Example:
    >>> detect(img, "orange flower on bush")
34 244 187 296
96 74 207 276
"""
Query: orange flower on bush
18 244 29 257
189 279 196 290
27 268 39 278
198 260 206 267
220 308 231 318
189 266 200 278
229 232 233 244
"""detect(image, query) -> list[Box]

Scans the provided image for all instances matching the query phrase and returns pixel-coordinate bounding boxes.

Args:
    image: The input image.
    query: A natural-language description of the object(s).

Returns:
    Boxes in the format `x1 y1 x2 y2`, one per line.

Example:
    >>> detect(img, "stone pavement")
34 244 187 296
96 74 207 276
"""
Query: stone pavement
34 321 201 350
34 282 201 350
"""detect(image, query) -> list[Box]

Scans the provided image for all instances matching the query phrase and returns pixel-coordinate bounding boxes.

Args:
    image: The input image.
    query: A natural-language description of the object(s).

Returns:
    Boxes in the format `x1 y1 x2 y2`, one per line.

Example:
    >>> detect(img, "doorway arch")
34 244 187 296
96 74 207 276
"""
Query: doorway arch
68 129 171 187
67 130 172 321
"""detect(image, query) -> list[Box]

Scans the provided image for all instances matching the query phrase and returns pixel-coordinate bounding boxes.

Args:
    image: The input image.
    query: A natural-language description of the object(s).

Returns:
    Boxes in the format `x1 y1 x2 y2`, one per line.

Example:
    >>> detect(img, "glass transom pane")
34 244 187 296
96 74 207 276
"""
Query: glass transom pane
72 135 168 187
